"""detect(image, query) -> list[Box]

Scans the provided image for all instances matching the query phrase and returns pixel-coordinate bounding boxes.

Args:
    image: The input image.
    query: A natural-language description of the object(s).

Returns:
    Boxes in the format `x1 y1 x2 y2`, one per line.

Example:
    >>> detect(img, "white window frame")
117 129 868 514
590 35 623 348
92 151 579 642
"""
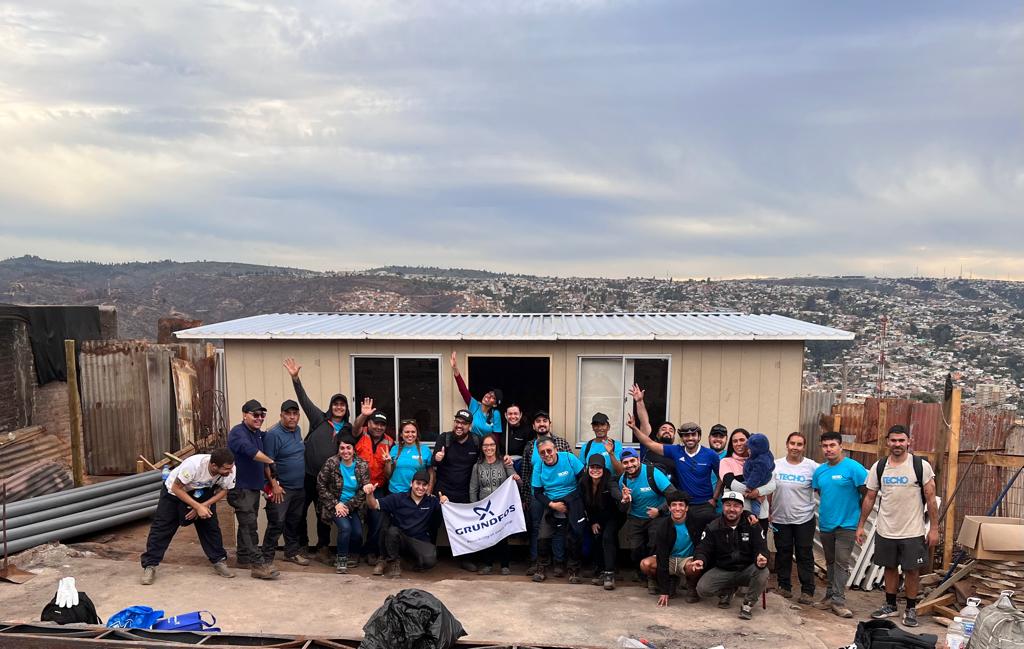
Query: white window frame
349 354 444 438
575 354 672 443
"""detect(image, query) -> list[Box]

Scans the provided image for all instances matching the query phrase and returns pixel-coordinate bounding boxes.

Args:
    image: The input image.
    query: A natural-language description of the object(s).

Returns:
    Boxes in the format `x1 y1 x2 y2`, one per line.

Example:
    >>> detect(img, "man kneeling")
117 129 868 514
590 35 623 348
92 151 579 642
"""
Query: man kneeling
364 469 447 577
690 490 769 620
640 492 700 606
140 448 237 584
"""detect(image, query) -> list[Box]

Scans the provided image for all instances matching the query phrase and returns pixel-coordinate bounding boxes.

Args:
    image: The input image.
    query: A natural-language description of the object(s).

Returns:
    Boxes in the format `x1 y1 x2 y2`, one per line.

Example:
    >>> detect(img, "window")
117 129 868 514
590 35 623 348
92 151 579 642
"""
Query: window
352 356 441 442
466 356 550 422
577 356 670 443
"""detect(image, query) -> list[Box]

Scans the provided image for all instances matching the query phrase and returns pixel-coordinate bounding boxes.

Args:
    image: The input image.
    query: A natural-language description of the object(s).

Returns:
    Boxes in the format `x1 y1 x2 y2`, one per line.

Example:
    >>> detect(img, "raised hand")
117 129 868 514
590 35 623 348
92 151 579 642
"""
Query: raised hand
629 383 644 402
362 483 376 495
434 446 446 463
380 445 393 462
360 397 375 417
283 358 301 378
449 351 459 372
603 439 615 454
438 491 449 505
626 414 638 431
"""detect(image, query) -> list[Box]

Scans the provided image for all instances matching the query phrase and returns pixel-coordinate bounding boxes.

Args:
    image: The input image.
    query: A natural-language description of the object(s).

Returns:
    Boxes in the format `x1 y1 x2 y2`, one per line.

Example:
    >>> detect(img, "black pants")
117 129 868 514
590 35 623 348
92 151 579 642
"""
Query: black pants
589 517 621 573
538 511 582 570
141 488 226 568
624 517 656 567
227 488 263 566
383 525 437 570
300 473 332 550
686 502 716 544
261 487 305 562
480 537 511 569
774 517 817 594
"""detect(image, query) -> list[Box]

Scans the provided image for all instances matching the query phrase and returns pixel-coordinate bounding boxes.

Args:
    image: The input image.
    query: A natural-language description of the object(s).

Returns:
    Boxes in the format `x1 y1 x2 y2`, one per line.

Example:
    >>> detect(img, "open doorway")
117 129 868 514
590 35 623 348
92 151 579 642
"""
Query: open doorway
466 356 550 422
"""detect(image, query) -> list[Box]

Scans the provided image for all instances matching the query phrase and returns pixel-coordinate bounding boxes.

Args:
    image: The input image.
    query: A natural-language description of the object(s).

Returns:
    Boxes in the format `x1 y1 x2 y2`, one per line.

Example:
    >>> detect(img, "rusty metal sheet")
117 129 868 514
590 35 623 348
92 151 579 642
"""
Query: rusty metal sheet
960 405 1016 450
0 461 73 502
800 390 835 462
80 341 155 475
906 402 942 453
0 432 69 481
171 358 199 449
146 348 174 459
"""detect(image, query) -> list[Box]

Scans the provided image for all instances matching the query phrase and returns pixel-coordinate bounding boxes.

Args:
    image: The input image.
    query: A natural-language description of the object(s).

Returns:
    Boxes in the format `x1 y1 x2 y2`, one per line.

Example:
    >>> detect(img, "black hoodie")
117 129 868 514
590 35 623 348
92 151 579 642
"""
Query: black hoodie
290 377 352 477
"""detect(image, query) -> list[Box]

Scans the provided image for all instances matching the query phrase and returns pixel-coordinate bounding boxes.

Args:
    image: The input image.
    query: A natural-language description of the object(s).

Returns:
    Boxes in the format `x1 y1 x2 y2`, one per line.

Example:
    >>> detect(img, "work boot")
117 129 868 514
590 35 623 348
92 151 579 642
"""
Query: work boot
478 565 493 575
250 564 279 580
568 569 581 585
591 573 604 586
832 604 854 618
718 591 734 608
388 560 402 579
459 560 478 572
553 563 565 578
335 556 349 574
603 572 615 591
525 562 538 576
686 591 701 604
284 553 310 566
211 560 234 579
141 566 156 585
532 565 547 583
739 601 753 620
813 598 834 610
373 560 386 576
777 586 793 599
366 553 378 566
798 593 815 606
315 547 333 565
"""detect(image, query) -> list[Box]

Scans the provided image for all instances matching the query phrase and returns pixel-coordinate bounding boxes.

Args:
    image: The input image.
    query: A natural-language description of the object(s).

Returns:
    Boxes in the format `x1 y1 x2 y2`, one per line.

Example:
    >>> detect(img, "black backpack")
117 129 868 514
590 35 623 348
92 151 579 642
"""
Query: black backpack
852 620 936 649
40 592 101 625
875 454 927 520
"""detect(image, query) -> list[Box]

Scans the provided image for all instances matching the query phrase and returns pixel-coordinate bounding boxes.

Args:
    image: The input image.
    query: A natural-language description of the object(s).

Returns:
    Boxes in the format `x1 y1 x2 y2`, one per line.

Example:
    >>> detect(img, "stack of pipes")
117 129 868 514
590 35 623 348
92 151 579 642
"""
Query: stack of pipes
3 471 163 554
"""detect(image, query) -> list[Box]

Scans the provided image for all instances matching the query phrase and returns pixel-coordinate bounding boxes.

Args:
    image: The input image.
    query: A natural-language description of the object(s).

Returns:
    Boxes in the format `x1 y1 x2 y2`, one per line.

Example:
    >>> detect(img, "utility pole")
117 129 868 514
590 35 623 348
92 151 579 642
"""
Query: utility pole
877 315 888 397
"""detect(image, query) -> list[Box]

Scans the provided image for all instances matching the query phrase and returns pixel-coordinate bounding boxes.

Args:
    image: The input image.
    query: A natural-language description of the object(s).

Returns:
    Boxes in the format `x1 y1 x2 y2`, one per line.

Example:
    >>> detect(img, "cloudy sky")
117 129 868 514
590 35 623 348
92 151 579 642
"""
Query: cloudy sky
1 1 1021 279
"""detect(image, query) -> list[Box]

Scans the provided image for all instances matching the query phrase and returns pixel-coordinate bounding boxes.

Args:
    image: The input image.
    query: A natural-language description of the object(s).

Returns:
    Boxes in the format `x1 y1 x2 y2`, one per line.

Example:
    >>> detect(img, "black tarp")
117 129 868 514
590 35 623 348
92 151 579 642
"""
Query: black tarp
0 305 103 384
360 589 466 649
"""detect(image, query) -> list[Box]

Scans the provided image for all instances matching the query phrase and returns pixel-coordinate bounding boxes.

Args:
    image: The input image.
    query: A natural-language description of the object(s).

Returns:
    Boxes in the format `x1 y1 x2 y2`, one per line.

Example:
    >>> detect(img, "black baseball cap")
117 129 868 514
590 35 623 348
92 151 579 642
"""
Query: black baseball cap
587 455 606 468
242 399 267 414
370 411 388 424
454 409 473 422
412 469 431 484
280 399 299 412
709 423 728 437
533 410 550 421
591 412 610 425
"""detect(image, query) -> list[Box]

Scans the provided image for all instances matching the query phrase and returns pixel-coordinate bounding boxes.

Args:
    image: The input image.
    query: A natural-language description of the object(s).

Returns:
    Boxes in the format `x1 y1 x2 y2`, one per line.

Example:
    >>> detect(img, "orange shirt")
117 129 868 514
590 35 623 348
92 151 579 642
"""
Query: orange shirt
355 433 394 488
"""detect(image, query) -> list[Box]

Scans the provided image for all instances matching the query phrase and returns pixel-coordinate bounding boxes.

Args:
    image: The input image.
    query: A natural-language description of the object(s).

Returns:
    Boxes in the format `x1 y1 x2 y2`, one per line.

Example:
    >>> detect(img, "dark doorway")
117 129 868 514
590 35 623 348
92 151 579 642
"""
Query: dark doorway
467 356 550 423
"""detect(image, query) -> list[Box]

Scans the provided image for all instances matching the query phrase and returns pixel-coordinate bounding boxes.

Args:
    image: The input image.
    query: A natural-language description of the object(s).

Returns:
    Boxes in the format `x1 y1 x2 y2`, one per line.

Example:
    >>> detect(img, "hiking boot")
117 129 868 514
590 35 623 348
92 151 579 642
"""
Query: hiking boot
739 602 753 620
141 566 156 585
553 564 565 578
532 566 547 583
284 553 310 566
603 572 615 591
777 586 793 599
388 560 402 579
718 591 734 608
525 562 538 576
211 560 234 578
250 564 279 580
685 591 701 604
871 603 899 619
832 604 854 618
315 547 333 565
459 560 478 572
478 565 493 575
568 569 581 585
373 560 386 576
648 578 659 595
902 608 919 627
797 592 815 605
501 566 511 576
335 557 349 574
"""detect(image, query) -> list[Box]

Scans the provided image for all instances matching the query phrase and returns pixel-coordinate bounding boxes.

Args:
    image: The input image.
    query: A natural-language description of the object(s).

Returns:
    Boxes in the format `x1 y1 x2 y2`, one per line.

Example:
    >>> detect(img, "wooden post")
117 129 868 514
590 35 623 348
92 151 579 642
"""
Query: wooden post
942 387 962 569
832 414 842 433
64 339 85 487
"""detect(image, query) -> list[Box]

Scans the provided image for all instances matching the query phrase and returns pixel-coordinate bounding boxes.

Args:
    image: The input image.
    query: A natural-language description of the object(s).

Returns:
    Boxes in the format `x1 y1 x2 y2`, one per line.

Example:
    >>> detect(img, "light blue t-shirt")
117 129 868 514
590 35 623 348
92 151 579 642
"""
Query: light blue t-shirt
531 452 584 500
389 443 432 494
578 438 623 472
672 521 694 558
338 461 357 504
619 467 673 519
468 397 503 438
812 457 868 532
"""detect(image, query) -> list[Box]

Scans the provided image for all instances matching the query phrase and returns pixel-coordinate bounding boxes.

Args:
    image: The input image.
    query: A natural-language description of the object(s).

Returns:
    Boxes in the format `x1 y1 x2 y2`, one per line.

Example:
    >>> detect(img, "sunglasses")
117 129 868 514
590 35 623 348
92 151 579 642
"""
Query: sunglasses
249 412 267 419
539 449 556 456
680 428 700 434
400 419 417 425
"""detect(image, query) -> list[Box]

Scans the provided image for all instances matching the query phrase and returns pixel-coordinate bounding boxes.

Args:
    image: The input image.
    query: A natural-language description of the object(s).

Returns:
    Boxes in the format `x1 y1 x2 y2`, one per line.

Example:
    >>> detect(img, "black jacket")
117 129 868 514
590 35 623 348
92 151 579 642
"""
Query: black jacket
504 422 535 457
651 515 692 595
291 378 352 477
578 471 623 527
693 512 767 573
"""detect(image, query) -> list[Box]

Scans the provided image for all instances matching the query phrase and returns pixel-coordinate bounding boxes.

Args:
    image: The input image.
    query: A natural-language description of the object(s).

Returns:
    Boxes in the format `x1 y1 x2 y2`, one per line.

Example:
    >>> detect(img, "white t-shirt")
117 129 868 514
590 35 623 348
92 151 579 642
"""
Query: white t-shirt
865 454 934 539
165 455 236 498
771 457 819 525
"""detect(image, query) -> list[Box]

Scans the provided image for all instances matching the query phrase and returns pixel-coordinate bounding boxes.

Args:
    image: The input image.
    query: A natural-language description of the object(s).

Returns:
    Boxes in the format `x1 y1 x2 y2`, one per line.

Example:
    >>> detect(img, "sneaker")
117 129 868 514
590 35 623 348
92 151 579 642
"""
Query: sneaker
603 572 615 591
532 566 547 583
478 565 493 575
832 604 854 618
553 564 565 578
141 566 156 585
372 560 386 576
459 561 478 572
345 557 357 568
500 567 511 576
250 564 279 580
335 557 349 574
739 602 753 620
902 608 919 628
777 587 793 599
388 560 402 579
284 553 310 566
525 562 538 576
211 560 235 579
591 574 604 586
797 593 815 605
871 603 899 619
718 592 734 609
568 569 581 585
647 578 658 595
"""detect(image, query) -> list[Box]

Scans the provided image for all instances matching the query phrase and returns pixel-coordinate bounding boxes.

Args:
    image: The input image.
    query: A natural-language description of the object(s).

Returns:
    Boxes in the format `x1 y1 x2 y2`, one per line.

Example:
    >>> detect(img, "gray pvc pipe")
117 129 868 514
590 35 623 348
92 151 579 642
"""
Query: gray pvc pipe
5 504 159 555
4 471 162 518
6 485 161 529
5 495 160 542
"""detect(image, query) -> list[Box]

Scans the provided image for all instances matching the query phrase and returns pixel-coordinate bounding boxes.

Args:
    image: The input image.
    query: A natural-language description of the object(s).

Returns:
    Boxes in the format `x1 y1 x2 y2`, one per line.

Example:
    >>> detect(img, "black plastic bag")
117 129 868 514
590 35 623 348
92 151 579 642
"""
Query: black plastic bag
40 592 101 625
360 588 467 649
852 619 936 649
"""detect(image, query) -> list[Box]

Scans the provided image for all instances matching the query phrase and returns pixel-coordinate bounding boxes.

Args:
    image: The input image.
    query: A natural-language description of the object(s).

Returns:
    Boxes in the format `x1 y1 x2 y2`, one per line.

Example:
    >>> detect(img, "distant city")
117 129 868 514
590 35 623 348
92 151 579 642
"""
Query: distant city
3 256 1021 410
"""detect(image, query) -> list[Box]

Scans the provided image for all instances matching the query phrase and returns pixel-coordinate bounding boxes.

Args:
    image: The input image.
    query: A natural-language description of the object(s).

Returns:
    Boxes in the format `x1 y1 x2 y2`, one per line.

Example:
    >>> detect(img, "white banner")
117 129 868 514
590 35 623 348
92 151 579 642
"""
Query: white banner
441 476 526 556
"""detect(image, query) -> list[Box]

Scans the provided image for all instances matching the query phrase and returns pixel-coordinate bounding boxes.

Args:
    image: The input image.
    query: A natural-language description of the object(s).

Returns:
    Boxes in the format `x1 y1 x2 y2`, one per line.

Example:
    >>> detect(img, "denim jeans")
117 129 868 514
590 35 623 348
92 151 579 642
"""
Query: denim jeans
334 514 363 558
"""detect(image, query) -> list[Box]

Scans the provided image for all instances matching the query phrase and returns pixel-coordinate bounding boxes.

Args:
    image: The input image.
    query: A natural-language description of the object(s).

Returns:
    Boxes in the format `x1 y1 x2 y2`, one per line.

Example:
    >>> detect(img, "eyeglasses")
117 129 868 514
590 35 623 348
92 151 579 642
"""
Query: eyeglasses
539 449 556 456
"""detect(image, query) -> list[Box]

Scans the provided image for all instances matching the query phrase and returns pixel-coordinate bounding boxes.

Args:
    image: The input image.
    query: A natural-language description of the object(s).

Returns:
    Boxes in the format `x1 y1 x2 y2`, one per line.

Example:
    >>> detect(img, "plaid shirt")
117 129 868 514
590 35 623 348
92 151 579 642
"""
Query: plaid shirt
520 434 572 502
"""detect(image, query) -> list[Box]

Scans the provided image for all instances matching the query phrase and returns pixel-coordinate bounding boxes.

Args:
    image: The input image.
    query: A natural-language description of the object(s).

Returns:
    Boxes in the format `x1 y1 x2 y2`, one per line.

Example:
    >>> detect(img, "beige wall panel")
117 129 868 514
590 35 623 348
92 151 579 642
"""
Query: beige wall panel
679 344 703 422
719 344 742 429
698 344 723 426
669 343 685 425
737 343 762 432
756 342 783 441
776 343 805 449
223 342 249 422
237 341 267 415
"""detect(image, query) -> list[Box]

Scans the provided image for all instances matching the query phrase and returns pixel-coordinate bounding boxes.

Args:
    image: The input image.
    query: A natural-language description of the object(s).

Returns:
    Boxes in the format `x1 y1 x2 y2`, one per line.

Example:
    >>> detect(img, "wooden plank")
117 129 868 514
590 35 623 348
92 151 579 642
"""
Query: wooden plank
844 441 881 455
972 453 1024 468
916 592 954 616
942 387 962 569
919 560 975 605
64 339 85 487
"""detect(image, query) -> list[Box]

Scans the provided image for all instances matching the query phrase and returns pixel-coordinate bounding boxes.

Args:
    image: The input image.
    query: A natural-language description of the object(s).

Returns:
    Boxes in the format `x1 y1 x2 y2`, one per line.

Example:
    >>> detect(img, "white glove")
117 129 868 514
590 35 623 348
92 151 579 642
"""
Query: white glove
54 578 68 608
55 577 78 608
66 577 79 607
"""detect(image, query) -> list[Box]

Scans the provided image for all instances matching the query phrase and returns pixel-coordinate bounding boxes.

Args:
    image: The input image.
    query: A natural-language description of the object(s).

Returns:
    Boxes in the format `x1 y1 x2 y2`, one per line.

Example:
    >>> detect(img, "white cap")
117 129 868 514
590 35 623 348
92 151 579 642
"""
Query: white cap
721 490 744 503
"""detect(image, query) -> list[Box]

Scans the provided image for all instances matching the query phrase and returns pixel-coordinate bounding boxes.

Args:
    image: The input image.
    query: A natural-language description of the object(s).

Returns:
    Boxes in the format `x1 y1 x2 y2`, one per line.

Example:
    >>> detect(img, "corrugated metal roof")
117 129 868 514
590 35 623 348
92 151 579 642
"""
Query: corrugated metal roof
175 312 855 342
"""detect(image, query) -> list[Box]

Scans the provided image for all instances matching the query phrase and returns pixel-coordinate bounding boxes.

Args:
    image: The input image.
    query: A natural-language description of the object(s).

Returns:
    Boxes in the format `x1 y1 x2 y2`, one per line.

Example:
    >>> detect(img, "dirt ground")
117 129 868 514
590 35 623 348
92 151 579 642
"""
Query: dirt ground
0 519 946 649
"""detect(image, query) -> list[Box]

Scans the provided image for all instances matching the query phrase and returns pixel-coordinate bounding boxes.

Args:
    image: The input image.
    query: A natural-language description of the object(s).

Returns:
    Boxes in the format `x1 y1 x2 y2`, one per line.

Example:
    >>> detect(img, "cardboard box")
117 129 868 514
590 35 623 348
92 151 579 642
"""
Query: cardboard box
957 516 1024 561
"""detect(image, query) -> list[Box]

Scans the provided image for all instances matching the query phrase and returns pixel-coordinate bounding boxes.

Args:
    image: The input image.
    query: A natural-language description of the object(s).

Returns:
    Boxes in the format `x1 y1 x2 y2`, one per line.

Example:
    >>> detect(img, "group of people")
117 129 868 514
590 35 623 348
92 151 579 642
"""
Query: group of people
139 354 938 626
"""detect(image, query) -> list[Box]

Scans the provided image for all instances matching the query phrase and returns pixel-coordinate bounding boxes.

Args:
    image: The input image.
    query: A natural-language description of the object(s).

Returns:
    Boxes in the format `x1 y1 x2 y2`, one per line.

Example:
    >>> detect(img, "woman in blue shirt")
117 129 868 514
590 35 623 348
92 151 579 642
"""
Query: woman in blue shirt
316 434 369 573
384 420 434 494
